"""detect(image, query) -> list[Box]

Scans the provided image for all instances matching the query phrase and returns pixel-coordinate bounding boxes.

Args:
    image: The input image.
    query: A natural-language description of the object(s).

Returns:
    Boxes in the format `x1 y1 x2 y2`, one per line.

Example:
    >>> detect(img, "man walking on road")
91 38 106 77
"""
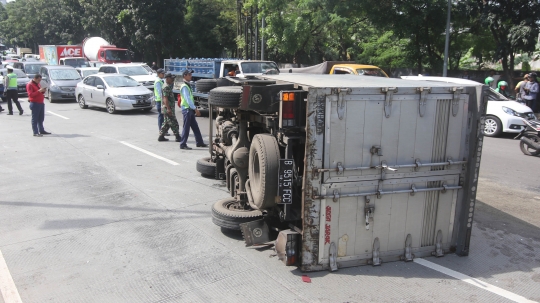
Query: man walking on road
179 69 207 150
26 74 51 136
3 66 23 115
158 73 182 142
522 73 539 112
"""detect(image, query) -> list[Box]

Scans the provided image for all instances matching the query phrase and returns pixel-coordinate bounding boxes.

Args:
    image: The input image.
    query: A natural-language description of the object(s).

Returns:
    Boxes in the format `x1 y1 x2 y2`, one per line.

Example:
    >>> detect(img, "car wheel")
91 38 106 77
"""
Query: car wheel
211 198 263 230
106 98 116 114
78 95 88 109
483 116 502 137
47 90 54 103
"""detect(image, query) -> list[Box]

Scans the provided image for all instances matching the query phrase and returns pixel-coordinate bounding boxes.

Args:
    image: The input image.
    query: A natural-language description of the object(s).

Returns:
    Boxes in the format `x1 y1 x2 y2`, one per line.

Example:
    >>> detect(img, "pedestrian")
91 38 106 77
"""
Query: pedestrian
179 69 207 150
157 73 182 142
26 74 51 136
153 68 169 135
151 62 158 71
515 74 528 102
521 73 539 112
3 66 23 115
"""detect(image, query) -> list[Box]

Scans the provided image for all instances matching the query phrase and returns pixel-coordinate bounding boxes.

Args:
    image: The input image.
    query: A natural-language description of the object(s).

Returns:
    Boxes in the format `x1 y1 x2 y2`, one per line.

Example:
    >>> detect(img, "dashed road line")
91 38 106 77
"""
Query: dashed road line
0 249 23 303
47 111 69 120
414 258 536 303
120 141 179 166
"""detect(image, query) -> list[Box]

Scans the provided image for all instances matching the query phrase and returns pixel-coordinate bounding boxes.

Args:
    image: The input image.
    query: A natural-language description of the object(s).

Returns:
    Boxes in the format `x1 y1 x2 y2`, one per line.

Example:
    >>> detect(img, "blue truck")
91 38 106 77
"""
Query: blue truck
163 58 279 109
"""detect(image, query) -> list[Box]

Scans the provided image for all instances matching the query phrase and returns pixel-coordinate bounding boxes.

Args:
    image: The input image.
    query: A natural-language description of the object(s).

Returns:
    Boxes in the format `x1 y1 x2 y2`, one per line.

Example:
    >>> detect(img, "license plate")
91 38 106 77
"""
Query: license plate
278 159 294 204
18 88 25 92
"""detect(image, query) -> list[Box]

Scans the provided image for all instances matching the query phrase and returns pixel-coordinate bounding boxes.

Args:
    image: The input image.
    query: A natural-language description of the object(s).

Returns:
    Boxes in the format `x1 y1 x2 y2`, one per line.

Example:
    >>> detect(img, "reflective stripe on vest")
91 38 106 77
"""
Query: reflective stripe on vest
7 73 17 89
154 78 164 101
180 83 193 109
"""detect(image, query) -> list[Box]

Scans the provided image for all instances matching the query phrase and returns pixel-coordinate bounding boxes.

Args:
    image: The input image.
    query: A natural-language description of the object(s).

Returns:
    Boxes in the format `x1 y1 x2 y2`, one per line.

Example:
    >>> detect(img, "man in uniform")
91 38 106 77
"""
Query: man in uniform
179 69 207 150
3 66 24 115
158 73 182 142
153 68 166 133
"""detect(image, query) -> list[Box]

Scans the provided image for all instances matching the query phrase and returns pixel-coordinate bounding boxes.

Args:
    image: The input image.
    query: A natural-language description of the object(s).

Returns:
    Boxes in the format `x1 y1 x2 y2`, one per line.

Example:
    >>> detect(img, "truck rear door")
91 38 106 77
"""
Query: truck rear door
302 83 484 271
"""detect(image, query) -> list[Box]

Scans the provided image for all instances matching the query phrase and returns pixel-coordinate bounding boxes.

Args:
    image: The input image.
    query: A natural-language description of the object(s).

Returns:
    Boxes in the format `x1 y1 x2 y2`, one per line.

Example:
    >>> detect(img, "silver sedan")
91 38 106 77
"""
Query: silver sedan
75 74 155 114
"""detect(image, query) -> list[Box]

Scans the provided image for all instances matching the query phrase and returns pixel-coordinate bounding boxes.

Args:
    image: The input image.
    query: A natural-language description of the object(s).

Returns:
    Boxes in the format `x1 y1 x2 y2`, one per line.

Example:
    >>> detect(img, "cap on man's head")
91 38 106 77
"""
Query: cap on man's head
6 65 13 70
156 68 165 74
182 69 194 77
164 73 176 79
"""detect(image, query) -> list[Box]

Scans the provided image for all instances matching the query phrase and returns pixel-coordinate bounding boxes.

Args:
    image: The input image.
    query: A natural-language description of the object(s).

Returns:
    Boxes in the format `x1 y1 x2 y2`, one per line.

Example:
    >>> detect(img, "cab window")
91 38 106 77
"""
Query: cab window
332 68 353 74
94 77 105 87
84 76 95 86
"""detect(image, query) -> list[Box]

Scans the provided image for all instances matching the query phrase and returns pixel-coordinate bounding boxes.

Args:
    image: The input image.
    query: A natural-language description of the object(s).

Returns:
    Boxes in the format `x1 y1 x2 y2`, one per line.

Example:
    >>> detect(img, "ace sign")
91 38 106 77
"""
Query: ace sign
57 46 82 58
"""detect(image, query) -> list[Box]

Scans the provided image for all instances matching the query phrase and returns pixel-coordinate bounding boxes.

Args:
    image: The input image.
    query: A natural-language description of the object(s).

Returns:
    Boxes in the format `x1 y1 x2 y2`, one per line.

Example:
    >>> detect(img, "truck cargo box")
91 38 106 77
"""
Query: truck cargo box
258 74 486 271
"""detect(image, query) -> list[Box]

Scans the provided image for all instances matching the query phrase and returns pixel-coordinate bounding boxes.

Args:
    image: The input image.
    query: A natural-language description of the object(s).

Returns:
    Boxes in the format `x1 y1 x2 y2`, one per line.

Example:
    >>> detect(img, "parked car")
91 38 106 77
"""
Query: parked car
98 63 155 90
12 61 47 79
76 67 99 78
0 68 30 95
88 61 105 68
1 60 19 68
39 65 81 102
401 76 537 137
75 73 154 114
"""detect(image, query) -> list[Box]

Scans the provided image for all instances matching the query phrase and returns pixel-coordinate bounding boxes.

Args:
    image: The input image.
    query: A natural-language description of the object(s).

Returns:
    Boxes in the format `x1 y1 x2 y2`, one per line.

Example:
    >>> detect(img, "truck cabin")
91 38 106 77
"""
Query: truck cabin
97 47 130 63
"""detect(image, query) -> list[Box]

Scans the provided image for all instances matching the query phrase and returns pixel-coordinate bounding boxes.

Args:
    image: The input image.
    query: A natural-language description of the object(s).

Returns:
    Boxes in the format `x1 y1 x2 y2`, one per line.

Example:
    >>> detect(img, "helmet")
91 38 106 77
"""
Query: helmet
498 81 508 89
485 77 494 85
5 65 13 70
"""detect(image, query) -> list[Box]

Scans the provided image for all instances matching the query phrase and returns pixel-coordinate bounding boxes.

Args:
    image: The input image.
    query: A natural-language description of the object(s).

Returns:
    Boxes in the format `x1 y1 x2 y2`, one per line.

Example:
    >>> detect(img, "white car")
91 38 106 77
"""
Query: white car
75 67 99 78
401 76 536 137
98 63 155 90
75 73 154 114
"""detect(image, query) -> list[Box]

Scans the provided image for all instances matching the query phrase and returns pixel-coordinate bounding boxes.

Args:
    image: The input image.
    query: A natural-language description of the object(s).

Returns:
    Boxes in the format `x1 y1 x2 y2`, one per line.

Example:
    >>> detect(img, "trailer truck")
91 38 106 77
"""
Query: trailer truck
196 73 487 272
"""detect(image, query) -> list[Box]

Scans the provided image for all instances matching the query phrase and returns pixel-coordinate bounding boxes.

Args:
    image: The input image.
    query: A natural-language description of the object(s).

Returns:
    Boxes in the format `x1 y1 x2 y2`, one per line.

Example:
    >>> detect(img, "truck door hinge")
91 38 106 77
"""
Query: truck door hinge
329 242 338 271
381 87 397 118
336 162 344 175
332 190 339 202
401 234 414 262
364 200 374 231
451 87 463 117
336 88 351 120
432 230 445 257
370 237 382 266
417 87 431 117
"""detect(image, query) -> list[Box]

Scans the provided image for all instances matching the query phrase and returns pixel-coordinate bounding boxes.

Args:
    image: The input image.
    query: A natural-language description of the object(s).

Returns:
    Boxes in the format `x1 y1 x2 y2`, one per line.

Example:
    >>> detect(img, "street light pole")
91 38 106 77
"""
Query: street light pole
443 0 451 77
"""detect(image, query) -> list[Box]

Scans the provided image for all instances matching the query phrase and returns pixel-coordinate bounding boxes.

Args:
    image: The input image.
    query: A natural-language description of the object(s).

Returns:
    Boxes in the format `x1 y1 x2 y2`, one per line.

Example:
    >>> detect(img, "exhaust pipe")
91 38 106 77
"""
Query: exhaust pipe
521 136 540 150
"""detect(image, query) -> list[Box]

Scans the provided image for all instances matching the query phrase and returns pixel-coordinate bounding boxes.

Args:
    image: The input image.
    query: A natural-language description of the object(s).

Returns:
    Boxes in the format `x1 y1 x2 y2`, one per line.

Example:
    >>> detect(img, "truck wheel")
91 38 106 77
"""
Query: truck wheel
196 157 217 177
216 78 233 87
196 79 217 93
249 134 280 209
211 198 263 230
229 168 238 197
208 86 242 108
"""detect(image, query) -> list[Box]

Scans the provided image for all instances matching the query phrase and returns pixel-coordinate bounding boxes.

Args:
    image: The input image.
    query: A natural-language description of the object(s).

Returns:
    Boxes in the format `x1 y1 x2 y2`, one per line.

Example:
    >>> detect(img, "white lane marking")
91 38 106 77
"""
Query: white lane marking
120 141 179 166
0 249 23 303
47 111 69 120
414 258 536 303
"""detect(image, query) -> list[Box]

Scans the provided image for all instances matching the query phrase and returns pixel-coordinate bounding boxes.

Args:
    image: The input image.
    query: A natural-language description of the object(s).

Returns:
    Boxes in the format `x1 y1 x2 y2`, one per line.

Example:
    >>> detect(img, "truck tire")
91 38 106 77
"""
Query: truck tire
216 78 234 87
196 79 217 93
248 134 280 209
196 157 216 177
208 86 242 108
212 198 263 230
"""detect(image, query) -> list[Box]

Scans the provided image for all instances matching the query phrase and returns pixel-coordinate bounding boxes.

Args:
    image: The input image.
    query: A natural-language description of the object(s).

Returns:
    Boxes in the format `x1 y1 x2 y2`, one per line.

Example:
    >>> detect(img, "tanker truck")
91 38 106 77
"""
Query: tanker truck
82 37 130 64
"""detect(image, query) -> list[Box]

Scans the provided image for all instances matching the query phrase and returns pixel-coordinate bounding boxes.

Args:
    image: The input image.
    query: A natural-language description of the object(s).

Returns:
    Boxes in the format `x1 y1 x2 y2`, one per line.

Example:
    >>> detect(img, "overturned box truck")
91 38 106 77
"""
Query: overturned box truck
197 73 486 272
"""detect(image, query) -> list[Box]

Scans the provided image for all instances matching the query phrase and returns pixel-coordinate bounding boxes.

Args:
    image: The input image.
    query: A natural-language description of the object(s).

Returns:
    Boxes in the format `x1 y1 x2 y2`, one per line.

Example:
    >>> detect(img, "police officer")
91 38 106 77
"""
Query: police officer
3 66 23 115
179 69 207 150
153 68 166 133
158 73 182 142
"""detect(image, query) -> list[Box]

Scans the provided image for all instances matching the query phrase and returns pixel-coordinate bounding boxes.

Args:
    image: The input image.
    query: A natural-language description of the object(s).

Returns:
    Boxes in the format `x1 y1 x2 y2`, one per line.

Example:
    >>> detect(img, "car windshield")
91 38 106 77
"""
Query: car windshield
25 64 45 74
142 65 153 73
240 62 279 74
82 70 98 77
356 68 387 77
118 66 148 76
487 88 509 101
104 76 139 87
105 50 130 61
64 59 89 68
0 69 27 78
50 69 81 80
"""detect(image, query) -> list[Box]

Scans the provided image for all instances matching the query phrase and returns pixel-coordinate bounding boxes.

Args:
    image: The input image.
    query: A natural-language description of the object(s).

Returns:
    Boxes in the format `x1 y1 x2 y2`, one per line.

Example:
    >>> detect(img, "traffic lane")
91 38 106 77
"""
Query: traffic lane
477 134 540 228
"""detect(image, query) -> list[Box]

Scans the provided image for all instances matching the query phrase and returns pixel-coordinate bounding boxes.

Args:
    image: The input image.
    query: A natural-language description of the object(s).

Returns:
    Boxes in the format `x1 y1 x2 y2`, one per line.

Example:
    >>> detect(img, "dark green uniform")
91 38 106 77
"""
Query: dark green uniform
159 84 180 136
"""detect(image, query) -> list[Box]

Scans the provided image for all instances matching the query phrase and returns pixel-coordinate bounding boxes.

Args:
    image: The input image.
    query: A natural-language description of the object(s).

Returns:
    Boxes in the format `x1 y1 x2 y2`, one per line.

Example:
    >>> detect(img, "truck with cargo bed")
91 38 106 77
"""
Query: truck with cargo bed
196 73 487 271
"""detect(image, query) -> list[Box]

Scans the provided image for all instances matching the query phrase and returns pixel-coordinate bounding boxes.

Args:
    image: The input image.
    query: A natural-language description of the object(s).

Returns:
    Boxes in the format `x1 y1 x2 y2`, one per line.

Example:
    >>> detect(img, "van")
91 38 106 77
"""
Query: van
40 65 82 102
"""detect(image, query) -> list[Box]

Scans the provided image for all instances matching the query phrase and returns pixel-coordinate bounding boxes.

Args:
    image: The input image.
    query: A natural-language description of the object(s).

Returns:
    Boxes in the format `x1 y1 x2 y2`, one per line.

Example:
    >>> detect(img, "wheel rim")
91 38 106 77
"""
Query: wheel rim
106 99 114 113
484 118 498 135
78 95 85 108
223 199 249 212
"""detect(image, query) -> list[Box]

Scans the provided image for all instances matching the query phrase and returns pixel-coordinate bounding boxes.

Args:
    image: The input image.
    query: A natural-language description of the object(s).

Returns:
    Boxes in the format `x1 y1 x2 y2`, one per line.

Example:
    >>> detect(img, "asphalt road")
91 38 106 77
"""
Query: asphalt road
0 97 539 303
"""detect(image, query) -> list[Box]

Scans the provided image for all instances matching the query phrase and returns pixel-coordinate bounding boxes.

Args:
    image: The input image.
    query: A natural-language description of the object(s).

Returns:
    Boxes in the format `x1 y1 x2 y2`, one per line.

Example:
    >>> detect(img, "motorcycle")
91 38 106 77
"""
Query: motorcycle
515 118 540 156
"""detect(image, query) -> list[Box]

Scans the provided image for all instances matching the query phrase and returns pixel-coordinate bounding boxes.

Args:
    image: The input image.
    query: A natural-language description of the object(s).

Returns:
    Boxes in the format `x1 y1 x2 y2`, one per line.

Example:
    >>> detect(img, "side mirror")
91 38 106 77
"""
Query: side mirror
96 85 104 89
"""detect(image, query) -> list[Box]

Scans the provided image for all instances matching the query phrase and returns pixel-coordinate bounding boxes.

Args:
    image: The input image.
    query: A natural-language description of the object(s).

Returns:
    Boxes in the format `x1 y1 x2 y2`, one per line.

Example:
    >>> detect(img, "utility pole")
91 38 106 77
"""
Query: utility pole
443 0 451 77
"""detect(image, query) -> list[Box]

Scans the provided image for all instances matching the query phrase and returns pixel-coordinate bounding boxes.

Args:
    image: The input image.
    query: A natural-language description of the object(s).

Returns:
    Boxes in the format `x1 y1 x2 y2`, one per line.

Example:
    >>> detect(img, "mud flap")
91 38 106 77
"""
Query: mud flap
215 157 225 180
240 219 271 246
